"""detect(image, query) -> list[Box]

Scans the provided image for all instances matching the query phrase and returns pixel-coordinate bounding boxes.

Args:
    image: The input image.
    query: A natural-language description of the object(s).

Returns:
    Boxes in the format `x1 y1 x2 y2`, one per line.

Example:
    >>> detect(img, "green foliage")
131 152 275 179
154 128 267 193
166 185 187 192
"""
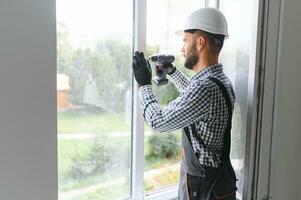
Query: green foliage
147 133 180 159
102 38 132 85
68 136 130 180
57 26 132 111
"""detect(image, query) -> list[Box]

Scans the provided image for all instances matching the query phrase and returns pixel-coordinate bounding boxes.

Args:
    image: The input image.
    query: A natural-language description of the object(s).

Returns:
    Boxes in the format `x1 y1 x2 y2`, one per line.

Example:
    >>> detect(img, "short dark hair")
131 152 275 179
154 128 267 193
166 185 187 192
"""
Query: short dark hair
185 29 225 54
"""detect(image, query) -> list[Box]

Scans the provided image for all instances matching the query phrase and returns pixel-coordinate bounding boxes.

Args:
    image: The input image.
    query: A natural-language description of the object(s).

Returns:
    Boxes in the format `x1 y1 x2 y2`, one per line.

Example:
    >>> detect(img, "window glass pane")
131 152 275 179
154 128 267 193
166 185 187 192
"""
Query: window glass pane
219 0 257 197
145 0 205 192
56 0 133 199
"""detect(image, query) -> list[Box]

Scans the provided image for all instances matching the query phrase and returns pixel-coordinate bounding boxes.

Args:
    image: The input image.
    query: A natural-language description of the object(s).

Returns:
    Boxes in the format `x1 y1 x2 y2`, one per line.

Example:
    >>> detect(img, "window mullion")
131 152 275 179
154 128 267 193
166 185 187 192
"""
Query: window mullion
131 0 147 199
205 0 209 7
206 0 219 8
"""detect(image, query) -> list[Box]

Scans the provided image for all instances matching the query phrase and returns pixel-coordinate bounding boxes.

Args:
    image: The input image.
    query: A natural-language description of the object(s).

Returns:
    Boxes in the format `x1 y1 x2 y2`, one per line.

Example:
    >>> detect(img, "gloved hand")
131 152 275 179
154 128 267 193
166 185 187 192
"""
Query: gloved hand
132 51 152 86
161 63 176 75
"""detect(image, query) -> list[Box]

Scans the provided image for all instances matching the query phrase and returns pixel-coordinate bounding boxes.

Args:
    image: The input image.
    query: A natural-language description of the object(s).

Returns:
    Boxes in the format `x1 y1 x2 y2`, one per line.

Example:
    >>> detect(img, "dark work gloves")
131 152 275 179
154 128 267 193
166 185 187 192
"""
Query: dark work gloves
132 51 152 87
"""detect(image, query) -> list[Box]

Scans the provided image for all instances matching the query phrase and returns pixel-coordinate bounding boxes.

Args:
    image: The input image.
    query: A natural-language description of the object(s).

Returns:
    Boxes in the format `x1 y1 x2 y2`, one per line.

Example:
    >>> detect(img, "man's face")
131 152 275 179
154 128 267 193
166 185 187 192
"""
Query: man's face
181 32 199 70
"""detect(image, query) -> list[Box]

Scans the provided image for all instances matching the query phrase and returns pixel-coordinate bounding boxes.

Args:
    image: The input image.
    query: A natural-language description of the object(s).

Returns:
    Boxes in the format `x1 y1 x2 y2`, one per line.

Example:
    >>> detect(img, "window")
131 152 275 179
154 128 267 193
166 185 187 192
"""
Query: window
57 0 260 199
57 0 133 199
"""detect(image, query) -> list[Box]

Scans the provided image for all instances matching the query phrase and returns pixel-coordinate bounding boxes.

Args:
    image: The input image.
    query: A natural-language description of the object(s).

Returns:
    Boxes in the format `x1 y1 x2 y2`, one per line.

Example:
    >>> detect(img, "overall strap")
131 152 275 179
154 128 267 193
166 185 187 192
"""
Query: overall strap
208 77 233 164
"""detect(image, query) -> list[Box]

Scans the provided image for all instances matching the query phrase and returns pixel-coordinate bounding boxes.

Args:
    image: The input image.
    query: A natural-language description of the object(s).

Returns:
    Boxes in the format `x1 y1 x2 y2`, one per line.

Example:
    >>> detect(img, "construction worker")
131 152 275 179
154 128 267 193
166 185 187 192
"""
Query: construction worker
132 8 237 200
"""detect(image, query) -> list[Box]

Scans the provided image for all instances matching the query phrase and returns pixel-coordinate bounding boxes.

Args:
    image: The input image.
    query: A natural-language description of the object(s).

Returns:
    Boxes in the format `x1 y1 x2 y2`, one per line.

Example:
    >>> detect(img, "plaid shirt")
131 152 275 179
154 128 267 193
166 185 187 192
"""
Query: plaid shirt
138 64 235 168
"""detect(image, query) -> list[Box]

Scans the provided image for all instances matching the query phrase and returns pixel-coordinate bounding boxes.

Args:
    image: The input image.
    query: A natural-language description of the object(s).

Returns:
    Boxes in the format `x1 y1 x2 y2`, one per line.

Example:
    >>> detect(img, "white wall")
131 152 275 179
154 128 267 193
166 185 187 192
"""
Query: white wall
0 1 57 200
269 0 301 199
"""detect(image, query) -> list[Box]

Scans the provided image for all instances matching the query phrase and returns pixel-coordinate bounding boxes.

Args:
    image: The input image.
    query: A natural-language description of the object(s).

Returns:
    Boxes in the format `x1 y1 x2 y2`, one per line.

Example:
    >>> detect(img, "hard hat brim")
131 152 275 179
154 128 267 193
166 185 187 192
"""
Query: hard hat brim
174 28 229 39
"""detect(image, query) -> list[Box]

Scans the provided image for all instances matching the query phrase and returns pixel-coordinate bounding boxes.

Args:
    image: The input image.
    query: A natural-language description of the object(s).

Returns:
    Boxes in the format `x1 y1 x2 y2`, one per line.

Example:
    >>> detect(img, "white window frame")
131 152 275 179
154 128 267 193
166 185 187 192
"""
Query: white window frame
249 0 284 199
131 0 146 198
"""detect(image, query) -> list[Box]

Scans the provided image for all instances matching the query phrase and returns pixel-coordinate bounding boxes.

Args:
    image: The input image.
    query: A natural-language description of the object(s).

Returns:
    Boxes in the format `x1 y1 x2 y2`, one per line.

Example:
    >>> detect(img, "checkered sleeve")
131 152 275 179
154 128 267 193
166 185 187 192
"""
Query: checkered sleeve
138 82 211 132
167 68 191 93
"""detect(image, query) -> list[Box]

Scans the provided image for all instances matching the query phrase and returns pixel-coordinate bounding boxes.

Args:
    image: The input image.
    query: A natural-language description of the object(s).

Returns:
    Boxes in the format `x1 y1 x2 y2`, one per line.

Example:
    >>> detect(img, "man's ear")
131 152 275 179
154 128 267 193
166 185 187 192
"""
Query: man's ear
196 36 206 51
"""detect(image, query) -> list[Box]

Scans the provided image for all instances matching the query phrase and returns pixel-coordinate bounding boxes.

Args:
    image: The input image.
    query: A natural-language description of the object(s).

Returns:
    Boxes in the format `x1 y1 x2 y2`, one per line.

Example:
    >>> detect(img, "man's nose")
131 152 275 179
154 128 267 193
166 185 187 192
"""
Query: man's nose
180 46 185 56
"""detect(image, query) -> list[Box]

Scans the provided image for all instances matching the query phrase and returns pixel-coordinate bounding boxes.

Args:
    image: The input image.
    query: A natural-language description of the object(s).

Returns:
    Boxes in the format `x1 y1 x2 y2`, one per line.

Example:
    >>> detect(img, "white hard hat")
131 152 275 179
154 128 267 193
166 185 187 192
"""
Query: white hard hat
176 8 229 38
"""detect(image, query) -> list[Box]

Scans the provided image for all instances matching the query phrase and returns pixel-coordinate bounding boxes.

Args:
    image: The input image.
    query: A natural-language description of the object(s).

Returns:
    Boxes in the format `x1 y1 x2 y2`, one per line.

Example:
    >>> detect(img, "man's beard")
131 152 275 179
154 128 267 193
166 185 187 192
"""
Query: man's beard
184 44 199 70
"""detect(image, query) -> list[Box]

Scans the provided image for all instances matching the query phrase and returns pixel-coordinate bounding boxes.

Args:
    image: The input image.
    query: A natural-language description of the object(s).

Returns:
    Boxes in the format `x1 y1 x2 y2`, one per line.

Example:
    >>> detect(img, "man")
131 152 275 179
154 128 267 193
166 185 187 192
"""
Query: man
132 8 236 200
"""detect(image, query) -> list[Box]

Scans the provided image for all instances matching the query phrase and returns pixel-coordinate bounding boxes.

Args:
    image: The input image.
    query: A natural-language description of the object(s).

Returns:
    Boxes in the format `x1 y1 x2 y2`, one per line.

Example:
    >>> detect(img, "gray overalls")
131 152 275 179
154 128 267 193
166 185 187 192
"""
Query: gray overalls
178 127 218 200
177 76 237 200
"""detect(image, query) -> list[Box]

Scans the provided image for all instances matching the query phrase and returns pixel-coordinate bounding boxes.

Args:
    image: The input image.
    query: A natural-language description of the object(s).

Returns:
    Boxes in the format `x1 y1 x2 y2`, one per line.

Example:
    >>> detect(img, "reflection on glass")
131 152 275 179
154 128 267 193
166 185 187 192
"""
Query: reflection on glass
56 0 133 199
219 0 256 197
145 0 205 192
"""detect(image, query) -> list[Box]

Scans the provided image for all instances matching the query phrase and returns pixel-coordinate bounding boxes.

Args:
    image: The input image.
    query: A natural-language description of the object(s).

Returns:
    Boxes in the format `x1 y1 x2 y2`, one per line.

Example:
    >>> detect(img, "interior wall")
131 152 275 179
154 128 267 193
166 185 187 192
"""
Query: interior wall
0 1 57 200
269 0 301 199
